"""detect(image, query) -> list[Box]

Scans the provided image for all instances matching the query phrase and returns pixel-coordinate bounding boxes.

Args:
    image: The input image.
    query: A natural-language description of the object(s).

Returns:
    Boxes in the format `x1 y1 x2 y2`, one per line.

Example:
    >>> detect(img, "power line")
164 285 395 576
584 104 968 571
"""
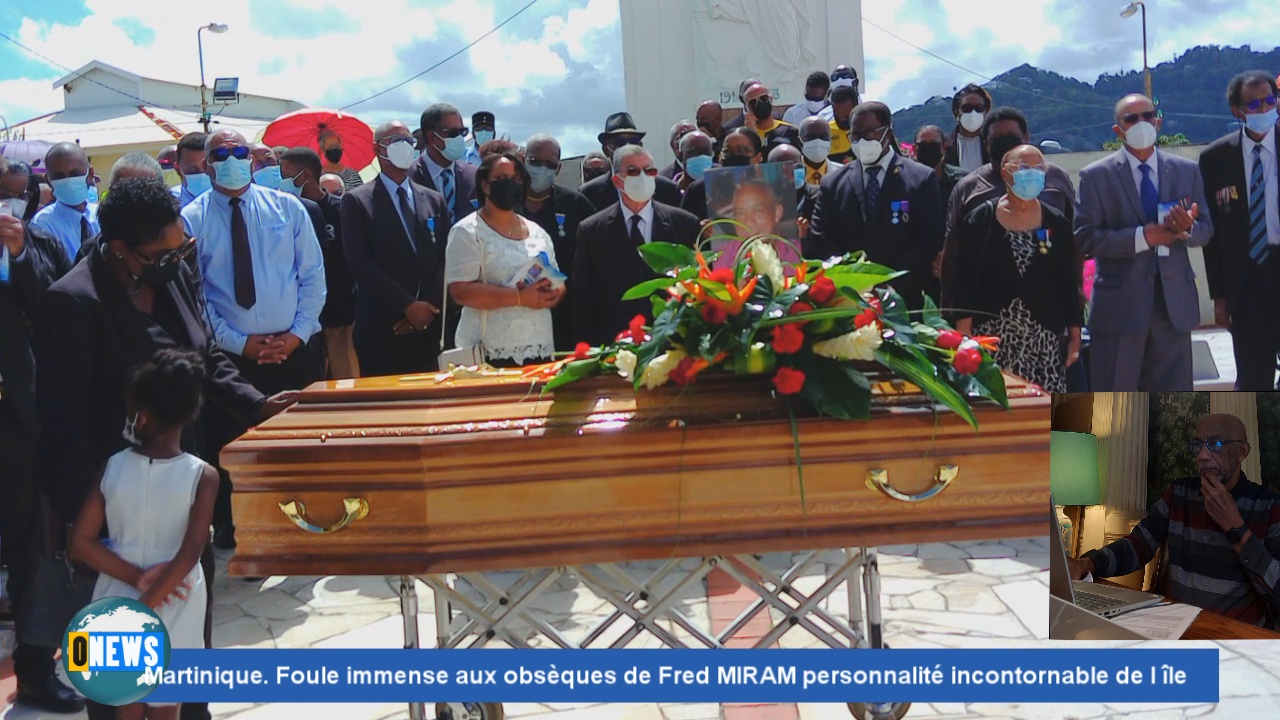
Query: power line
340 0 541 111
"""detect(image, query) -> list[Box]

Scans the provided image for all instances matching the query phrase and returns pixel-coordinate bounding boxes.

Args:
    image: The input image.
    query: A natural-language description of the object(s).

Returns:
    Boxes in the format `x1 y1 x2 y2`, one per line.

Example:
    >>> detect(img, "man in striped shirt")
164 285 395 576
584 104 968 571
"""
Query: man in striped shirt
1067 413 1280 627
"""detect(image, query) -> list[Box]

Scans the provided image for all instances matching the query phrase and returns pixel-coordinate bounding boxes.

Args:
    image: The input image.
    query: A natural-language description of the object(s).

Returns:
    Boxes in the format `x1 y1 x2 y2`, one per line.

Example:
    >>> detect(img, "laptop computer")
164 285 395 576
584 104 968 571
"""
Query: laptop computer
1049 505 1162 618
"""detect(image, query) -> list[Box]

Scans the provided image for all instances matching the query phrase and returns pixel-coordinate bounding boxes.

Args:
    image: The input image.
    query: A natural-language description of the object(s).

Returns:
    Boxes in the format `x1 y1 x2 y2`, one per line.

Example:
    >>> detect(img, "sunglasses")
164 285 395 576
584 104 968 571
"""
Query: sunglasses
609 135 645 147
618 166 659 177
1120 110 1159 125
848 126 888 142
209 146 251 163
1187 439 1244 455
434 128 470 140
958 103 986 114
132 235 197 267
1243 95 1279 112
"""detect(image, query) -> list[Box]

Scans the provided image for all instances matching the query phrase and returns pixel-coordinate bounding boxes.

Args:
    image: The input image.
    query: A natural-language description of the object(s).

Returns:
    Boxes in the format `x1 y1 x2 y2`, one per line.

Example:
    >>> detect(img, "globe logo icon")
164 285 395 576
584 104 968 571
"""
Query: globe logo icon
63 597 172 706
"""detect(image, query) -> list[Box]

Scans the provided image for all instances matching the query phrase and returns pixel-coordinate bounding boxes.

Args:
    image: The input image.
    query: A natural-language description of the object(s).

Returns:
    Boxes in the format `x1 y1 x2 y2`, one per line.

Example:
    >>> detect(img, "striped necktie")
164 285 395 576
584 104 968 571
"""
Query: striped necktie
1249 144 1270 265
440 167 456 222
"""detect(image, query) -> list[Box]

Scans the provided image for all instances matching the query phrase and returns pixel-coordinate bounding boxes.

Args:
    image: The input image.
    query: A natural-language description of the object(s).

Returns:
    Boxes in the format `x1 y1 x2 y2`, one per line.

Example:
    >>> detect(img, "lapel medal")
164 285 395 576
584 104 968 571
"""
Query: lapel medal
427 216 435 242
900 200 909 224
471 198 479 210
1036 228 1051 255
556 212 567 238
890 201 901 224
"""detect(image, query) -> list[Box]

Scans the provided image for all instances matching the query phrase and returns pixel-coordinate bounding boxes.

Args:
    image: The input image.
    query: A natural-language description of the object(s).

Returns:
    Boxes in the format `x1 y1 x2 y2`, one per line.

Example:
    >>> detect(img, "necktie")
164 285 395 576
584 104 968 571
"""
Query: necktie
80 215 91 245
229 197 256 309
807 164 823 185
629 214 644 248
440 167 456 222
1139 163 1159 224
396 186 417 251
1250 144 1270 265
864 166 882 220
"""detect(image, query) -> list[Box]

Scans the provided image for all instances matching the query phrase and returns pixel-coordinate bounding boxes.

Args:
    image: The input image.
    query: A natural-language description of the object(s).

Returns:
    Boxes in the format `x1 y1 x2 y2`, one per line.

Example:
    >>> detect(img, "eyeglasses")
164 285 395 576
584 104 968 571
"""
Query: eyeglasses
380 137 413 147
208 146 251 163
1243 95 1279 112
434 127 470 139
848 126 888 142
1120 110 1159 125
1003 161 1047 172
132 235 197 268
1187 439 1244 455
619 166 659 177
609 135 645 147
958 103 986 114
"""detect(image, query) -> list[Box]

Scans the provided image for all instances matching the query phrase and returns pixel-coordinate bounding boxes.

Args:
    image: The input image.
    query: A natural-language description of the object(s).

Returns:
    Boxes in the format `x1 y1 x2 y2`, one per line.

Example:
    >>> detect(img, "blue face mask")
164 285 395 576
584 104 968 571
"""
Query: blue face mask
527 165 557 194
51 175 90 207
253 166 282 190
1009 168 1047 201
794 166 806 189
684 154 713 180
87 183 99 204
438 134 467 162
279 171 305 196
213 157 253 191
474 130 495 147
1245 108 1279 135
184 172 213 197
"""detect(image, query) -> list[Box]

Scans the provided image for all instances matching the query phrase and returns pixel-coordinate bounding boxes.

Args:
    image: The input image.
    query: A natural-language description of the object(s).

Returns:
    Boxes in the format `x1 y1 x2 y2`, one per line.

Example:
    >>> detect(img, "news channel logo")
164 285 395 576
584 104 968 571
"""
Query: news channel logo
63 597 172 706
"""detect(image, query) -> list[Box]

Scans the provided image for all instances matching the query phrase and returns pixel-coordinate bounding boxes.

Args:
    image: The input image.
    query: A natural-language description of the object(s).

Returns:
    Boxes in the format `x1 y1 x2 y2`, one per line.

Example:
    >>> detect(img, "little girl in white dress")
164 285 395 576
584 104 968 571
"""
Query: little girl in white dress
71 348 219 720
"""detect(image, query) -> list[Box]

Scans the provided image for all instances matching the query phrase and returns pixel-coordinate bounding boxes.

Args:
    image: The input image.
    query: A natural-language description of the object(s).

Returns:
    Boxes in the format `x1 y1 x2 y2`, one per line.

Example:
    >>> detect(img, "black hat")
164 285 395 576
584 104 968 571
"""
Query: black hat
472 111 495 128
598 112 646 144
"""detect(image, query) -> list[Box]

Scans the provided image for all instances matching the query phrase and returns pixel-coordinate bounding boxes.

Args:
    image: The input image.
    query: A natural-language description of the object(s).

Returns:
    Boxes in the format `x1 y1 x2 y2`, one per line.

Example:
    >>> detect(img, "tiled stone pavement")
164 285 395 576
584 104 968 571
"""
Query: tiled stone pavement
4 537 1278 719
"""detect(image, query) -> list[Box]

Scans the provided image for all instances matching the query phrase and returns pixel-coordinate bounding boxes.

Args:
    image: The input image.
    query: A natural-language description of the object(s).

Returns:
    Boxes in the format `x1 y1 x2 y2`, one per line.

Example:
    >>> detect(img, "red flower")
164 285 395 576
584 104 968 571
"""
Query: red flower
808 277 837 305
615 314 650 344
771 323 806 354
772 366 806 395
936 330 964 350
701 302 729 325
573 342 591 360
708 268 736 285
788 301 814 325
670 357 699 386
953 346 982 375
854 309 878 329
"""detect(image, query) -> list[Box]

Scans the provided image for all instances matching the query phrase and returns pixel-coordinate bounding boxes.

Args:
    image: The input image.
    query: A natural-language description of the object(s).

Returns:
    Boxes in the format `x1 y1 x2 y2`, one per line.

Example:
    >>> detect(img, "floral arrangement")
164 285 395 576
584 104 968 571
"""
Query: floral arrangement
544 226 1009 429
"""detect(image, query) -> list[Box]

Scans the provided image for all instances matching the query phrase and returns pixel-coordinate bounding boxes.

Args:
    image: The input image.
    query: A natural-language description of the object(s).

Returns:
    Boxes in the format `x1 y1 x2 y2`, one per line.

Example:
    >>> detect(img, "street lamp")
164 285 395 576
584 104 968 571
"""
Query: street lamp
1120 2 1152 100
197 22 229 133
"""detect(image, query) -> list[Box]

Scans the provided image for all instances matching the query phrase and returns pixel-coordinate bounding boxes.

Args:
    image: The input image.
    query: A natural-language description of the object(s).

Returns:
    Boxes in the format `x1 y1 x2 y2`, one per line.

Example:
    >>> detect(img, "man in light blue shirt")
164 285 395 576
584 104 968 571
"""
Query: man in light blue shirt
31 143 99 261
170 131 211 209
181 130 325 390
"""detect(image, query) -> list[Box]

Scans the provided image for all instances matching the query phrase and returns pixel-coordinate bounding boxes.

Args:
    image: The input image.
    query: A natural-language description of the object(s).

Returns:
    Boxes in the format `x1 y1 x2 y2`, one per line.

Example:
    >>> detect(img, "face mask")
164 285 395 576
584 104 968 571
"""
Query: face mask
802 139 831 164
914 141 944 168
1009 168 1047 201
384 140 417 170
139 257 183 286
122 412 142 446
212 157 253 191
87 184 99 204
439 134 467 162
4 198 28 219
751 98 773 121
622 173 656 203
1245 108 1278 135
474 130 495 147
794 167 806 189
527 165 557 194
583 166 610 184
722 153 752 168
51 175 90 206
853 137 885 166
684 154 713 180
988 135 1024 167
184 172 212 196
280 172 305 196
253 166 282 189
325 147 343 164
486 177 525 211
959 110 986 133
1123 121 1158 151
806 99 827 113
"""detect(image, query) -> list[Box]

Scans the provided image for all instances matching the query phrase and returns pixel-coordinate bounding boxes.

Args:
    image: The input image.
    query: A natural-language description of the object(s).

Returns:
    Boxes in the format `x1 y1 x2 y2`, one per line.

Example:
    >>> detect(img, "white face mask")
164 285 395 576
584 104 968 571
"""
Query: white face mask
2 198 28 219
1123 120 1158 151
959 110 986 133
622 173 656 203
384 139 417 170
806 99 827 113
854 137 885 166
802 139 831 164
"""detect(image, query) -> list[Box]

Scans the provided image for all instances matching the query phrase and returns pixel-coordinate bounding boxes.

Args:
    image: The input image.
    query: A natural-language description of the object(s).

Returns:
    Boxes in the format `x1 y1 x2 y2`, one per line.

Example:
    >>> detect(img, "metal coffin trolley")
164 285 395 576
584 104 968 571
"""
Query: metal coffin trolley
222 372 1051 720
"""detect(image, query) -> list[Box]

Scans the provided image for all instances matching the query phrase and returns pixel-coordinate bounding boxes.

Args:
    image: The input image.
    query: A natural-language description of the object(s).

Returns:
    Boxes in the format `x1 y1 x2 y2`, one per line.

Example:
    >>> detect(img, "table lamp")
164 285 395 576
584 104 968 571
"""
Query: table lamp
1050 431 1102 556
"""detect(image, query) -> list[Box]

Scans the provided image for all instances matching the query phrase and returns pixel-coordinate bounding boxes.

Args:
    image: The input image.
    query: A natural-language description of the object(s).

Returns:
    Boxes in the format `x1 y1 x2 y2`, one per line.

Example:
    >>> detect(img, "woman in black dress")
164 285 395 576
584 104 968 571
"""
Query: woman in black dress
947 144 1082 392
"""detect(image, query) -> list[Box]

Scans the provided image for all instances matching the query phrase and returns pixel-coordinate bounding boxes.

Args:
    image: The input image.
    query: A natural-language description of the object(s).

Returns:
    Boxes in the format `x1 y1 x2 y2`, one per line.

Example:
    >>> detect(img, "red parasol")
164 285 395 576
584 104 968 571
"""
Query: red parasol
262 108 375 171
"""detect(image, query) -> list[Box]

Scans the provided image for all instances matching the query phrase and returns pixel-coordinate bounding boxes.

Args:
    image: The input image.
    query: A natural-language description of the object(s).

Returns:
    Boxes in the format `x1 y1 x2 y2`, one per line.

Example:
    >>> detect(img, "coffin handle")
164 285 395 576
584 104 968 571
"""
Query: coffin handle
865 465 958 503
278 498 369 533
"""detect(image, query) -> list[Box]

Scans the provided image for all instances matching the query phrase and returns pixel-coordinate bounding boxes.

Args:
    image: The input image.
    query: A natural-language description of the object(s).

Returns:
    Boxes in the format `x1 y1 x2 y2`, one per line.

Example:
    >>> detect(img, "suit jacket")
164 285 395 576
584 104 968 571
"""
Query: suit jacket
523 184 599 352
341 177 452 349
572 201 701 346
944 127 989 168
807 154 944 308
34 247 263 522
408 154 478 219
1200 125 1280 317
579 172 683 212
1074 149 1213 335
1 223 72 436
314 192 356 327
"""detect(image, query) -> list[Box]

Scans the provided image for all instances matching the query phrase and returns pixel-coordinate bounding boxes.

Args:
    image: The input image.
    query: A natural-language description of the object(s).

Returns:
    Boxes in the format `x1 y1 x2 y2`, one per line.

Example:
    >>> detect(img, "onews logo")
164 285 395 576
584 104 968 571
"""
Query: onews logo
63 597 172 706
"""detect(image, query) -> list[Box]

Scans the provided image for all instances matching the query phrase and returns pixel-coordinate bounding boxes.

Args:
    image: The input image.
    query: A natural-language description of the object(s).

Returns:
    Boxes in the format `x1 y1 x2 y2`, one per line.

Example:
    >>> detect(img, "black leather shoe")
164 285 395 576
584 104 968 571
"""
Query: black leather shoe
17 673 86 714
213 525 237 549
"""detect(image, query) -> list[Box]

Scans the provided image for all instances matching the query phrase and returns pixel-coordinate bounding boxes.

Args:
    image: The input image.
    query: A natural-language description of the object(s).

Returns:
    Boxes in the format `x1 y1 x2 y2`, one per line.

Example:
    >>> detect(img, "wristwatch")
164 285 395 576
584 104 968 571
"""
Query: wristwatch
1225 525 1248 544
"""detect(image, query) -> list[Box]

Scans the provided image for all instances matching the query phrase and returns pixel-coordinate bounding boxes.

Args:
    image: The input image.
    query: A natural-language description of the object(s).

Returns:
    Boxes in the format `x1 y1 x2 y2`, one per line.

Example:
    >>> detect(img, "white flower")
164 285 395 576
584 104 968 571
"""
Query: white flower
615 349 638 379
640 349 686 389
750 241 786 289
812 323 883 361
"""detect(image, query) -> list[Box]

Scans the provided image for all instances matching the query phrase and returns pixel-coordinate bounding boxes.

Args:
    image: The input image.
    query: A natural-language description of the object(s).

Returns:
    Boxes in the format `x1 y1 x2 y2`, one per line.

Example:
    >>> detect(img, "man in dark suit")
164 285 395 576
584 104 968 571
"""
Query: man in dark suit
808 102 944 309
522 134 599 352
1201 70 1280 390
0 176 81 714
343 121 452 376
1076 93 1212 392
578 112 683 210
659 119 697 180
409 102 478 222
573 146 700 346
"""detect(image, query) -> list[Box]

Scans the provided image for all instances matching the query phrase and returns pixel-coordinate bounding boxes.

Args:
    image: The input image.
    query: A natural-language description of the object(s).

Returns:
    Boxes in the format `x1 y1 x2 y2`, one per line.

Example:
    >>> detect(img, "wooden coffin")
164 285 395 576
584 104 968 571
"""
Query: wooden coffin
224 372 1050 577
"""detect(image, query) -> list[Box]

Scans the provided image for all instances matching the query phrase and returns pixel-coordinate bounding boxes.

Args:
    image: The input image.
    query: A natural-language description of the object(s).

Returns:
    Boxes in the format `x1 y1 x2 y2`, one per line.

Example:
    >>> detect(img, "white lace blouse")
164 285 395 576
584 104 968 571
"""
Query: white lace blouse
444 213 558 364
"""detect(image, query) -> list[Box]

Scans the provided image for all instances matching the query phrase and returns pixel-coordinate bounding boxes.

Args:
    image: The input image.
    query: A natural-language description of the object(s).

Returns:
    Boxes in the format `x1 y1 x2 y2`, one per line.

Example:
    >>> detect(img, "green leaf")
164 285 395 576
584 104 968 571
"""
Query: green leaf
824 268 907 295
759 306 864 327
622 277 678 301
874 344 979 430
637 242 699 275
650 295 669 319
921 294 942 326
971 359 1010 408
794 356 872 420
543 358 602 391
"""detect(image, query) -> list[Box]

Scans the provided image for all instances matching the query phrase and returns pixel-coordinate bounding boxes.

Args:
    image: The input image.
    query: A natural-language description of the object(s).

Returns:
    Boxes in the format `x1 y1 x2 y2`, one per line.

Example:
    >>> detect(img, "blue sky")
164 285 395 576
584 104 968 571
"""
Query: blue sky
1 0 1277 156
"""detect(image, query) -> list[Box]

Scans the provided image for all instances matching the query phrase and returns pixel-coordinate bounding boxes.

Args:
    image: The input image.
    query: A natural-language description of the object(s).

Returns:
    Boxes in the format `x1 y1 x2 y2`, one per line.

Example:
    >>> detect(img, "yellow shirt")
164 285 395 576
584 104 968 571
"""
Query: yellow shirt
804 159 829 186
829 121 851 157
